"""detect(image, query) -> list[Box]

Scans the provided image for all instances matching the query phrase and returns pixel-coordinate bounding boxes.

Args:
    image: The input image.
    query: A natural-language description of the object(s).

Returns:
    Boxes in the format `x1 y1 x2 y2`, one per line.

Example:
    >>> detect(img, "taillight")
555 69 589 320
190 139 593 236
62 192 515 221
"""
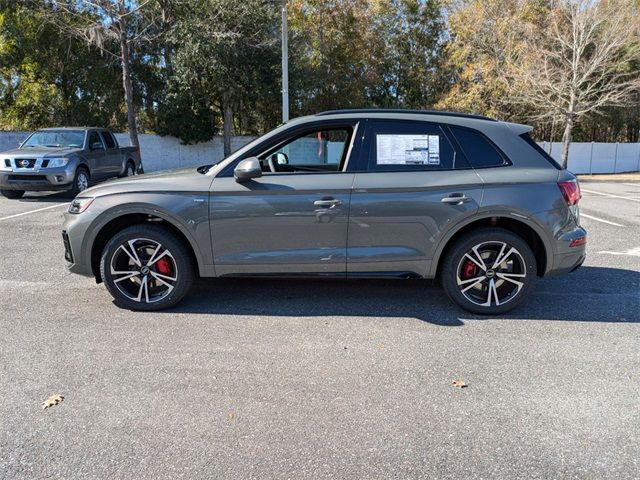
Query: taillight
558 180 581 206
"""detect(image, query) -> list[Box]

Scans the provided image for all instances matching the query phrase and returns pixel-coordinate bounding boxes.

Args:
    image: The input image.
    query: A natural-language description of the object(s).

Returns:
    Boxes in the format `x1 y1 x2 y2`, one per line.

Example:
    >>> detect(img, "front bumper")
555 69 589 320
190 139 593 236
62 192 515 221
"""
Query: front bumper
0 169 75 191
62 207 101 278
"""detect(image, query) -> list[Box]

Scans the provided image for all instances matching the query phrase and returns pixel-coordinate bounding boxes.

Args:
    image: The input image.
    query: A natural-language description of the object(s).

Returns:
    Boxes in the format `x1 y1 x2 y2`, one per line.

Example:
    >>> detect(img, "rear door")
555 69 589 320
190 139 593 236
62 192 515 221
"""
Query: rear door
100 131 122 176
347 119 484 277
209 121 361 276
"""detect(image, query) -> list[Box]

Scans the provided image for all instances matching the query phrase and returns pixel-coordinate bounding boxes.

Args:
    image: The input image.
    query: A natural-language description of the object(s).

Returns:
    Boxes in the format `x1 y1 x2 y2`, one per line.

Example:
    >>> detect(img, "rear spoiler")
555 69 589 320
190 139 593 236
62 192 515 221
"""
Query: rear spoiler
504 122 533 135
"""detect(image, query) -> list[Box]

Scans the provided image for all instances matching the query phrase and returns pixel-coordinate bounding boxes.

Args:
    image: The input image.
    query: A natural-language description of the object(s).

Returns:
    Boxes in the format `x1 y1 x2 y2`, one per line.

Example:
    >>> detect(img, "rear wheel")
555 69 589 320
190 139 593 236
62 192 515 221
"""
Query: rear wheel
121 161 136 178
441 228 537 315
1 189 25 199
100 224 194 311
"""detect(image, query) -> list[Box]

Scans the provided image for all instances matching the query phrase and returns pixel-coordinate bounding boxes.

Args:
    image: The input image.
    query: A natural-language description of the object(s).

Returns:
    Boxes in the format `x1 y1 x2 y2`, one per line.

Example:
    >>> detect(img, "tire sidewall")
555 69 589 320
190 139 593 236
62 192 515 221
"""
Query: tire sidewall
1 189 25 199
100 225 194 311
71 168 90 196
441 228 537 315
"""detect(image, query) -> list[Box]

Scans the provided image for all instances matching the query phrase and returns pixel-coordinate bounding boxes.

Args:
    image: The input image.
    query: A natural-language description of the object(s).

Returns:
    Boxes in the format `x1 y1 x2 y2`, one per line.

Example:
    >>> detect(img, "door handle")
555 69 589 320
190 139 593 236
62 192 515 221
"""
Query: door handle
314 199 342 207
441 194 472 205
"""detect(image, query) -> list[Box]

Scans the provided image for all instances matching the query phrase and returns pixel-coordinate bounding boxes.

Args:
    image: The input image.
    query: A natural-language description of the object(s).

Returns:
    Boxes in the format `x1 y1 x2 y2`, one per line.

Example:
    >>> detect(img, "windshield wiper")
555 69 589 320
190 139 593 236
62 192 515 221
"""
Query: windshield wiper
44 144 62 147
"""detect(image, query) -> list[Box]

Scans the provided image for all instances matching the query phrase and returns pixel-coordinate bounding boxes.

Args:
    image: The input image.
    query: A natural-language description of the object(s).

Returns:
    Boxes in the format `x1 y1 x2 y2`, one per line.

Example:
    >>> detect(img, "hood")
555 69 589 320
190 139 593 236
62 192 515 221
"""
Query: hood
82 167 214 198
1 146 81 157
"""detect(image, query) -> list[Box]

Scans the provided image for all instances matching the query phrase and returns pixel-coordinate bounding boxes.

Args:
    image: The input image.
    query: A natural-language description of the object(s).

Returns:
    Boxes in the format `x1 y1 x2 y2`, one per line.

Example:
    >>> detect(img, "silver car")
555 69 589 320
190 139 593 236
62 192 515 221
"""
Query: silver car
62 110 586 314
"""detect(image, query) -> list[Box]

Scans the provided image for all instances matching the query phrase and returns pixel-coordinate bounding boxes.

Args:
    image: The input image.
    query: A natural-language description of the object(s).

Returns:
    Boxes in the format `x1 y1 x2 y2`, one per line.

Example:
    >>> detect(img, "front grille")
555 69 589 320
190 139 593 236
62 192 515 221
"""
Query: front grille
62 231 74 263
15 158 36 168
41 159 50 168
8 174 47 181
3 159 9 167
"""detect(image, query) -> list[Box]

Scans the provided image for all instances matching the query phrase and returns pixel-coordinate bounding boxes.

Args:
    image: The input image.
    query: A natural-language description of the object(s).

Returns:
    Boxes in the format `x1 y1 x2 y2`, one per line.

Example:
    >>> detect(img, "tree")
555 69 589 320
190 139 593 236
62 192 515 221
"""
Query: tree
507 0 640 167
159 0 279 154
40 0 162 147
0 0 123 130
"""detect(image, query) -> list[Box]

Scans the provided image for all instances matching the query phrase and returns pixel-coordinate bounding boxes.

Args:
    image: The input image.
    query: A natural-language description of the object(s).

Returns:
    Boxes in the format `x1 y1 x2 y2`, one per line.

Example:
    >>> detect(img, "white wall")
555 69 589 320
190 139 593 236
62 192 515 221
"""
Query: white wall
1 131 638 174
539 141 640 174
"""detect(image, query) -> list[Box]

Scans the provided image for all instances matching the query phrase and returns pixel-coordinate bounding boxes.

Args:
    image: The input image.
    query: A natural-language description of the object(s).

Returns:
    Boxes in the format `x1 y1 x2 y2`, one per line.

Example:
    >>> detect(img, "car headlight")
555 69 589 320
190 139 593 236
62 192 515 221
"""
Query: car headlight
47 157 69 168
68 197 94 214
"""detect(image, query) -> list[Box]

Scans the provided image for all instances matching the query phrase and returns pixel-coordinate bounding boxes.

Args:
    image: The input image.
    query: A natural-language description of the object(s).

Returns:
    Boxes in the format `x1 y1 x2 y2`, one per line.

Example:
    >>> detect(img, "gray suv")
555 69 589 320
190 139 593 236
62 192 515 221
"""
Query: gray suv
62 110 586 314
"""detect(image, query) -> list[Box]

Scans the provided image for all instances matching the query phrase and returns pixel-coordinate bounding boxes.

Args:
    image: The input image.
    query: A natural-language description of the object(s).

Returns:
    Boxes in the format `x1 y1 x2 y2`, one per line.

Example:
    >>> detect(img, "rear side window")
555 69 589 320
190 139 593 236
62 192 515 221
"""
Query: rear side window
450 126 507 168
101 131 116 149
365 120 460 171
519 132 562 169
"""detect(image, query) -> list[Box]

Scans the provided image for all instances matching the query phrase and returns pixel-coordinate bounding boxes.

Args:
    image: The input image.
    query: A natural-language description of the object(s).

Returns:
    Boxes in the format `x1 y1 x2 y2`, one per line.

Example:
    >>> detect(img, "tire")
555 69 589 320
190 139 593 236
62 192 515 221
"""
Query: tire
120 161 136 178
441 228 537 315
70 168 90 196
100 224 194 311
1 189 25 199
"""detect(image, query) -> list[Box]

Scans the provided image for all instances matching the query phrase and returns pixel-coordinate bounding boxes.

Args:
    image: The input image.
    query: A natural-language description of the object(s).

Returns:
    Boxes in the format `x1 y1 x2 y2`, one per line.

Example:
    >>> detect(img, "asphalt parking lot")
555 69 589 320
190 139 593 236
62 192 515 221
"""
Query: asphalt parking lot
1 181 639 479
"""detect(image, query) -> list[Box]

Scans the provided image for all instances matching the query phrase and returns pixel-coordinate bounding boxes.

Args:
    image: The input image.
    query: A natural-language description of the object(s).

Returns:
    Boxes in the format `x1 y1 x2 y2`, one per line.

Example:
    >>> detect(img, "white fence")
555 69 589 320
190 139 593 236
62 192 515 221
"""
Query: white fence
539 141 640 174
1 131 638 174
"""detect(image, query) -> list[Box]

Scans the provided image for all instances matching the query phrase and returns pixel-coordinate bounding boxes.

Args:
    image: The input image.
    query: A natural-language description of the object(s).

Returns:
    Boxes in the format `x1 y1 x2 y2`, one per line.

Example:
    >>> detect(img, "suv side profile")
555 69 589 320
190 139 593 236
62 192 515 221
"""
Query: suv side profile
62 110 586 314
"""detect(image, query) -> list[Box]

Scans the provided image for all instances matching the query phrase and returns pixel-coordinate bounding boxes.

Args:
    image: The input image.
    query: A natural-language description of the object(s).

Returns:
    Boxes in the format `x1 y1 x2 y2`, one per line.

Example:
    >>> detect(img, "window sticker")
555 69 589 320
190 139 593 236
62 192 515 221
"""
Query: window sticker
376 134 440 165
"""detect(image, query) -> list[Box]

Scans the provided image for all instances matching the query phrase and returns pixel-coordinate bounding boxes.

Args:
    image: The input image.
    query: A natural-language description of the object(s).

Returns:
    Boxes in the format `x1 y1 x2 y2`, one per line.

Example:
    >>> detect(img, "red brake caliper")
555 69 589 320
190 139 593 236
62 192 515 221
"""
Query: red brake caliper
156 257 172 275
461 260 477 280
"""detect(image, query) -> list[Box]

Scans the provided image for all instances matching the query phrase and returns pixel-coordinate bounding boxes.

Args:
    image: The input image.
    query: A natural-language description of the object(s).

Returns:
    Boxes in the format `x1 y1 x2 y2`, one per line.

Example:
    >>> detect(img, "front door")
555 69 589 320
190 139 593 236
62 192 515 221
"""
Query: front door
209 123 360 276
347 119 484 277
85 131 108 179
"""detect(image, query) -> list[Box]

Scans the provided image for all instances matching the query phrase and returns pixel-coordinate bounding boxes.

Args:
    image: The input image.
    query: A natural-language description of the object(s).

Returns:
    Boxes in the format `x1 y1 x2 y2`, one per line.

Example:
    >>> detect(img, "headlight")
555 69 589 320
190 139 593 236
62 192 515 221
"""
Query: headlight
47 157 69 168
68 197 94 214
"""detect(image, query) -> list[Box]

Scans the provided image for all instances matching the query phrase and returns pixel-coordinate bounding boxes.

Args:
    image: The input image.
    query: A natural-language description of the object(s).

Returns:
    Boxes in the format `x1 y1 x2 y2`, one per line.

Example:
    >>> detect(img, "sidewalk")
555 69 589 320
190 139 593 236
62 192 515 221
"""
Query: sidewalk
577 172 640 182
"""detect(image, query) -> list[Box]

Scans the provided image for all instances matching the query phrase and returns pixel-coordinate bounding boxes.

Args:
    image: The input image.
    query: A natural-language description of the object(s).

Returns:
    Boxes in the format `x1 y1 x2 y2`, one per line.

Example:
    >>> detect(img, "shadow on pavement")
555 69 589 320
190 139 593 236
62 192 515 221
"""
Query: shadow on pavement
14 192 72 203
164 266 640 325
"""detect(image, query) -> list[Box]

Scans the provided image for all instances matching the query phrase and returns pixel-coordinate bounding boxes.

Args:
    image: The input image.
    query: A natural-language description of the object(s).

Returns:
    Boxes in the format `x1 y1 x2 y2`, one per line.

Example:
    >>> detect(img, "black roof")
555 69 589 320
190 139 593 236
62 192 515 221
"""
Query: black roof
315 109 497 122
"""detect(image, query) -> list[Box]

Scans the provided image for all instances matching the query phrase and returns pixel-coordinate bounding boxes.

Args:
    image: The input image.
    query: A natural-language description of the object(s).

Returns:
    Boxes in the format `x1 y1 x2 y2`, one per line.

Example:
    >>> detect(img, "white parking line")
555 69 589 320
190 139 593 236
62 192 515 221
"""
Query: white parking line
580 213 626 227
597 247 640 257
581 188 640 203
0 203 68 221
622 183 639 187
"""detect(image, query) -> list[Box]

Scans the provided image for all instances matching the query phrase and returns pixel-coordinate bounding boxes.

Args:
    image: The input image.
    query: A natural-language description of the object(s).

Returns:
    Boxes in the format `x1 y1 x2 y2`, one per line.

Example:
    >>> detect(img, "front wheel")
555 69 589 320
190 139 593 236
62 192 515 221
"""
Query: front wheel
441 228 537 315
70 168 90 196
100 224 194 311
1 189 25 199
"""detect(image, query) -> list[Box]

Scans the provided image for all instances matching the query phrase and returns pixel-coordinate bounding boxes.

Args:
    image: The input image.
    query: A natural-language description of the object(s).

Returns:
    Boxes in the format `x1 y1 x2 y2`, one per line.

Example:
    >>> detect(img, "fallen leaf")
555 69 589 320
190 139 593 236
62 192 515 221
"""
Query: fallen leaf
228 411 236 420
42 394 64 409
452 380 467 389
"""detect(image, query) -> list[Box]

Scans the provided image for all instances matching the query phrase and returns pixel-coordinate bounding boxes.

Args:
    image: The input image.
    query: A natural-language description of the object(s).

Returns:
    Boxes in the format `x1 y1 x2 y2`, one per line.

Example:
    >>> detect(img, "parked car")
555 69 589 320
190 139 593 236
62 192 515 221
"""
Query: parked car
62 109 586 314
0 127 142 199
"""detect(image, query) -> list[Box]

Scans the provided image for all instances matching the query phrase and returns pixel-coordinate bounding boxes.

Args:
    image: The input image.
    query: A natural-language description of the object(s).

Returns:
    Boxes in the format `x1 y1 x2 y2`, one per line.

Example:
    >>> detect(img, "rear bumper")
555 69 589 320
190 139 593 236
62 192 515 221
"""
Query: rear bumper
0 170 74 191
545 224 587 277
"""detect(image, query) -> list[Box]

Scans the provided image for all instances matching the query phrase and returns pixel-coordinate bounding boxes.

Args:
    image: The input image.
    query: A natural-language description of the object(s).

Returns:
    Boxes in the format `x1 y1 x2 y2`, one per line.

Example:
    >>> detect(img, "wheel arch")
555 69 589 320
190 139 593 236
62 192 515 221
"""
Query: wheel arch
432 214 552 279
87 208 205 283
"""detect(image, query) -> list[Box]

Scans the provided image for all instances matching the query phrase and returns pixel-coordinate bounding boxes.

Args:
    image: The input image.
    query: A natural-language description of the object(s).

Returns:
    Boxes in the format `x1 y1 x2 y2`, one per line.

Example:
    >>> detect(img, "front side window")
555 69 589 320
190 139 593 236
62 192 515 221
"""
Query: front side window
88 132 103 149
259 128 352 173
366 121 458 171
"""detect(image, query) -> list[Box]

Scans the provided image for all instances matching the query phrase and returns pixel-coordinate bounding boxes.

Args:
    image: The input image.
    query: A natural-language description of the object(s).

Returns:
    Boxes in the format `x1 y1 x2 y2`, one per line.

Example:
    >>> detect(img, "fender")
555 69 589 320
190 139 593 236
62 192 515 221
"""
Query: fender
81 202 213 278
426 207 555 278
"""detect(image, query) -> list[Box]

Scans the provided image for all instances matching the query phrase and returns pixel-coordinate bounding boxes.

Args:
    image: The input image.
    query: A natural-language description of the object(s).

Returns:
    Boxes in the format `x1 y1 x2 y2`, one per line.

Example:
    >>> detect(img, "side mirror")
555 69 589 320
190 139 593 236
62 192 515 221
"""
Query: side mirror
234 157 262 183
91 142 104 150
272 152 288 165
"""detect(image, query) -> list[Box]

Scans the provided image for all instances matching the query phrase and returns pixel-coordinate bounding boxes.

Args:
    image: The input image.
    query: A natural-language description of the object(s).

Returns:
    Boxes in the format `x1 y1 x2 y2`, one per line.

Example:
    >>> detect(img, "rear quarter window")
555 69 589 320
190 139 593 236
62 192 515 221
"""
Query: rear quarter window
519 132 563 169
449 126 508 168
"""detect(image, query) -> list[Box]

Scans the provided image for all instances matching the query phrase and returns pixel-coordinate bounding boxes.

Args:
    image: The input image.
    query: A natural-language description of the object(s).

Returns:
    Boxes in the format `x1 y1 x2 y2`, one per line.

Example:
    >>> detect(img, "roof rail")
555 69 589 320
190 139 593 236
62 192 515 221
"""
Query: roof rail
315 108 497 122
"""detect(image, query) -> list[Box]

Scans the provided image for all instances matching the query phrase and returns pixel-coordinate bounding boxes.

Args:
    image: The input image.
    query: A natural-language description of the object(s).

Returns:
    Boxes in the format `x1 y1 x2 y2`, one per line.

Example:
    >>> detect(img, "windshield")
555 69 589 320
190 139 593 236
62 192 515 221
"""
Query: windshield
22 130 85 148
